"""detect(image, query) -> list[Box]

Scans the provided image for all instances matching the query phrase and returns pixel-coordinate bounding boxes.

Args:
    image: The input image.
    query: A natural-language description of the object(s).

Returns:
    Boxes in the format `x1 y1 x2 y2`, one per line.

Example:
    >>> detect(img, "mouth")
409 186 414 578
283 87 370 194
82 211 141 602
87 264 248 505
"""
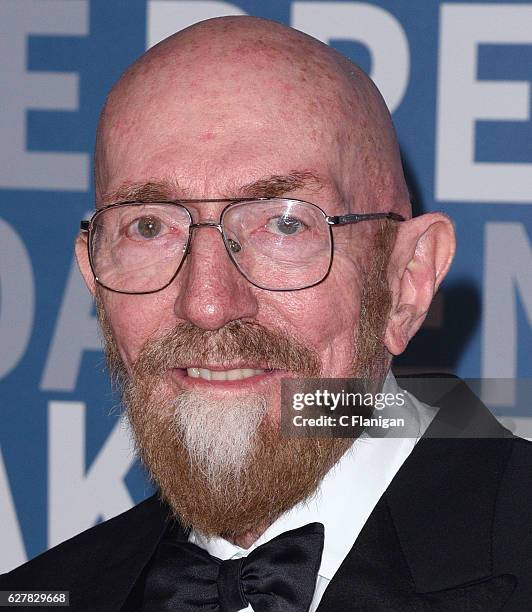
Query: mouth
169 366 286 389
186 367 266 381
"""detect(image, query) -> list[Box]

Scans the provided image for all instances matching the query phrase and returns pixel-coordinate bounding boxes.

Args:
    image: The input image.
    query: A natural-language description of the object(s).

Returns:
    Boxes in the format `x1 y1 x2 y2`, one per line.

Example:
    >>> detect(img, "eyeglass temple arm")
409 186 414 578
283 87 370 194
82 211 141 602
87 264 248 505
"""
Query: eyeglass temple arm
326 212 405 226
80 220 90 231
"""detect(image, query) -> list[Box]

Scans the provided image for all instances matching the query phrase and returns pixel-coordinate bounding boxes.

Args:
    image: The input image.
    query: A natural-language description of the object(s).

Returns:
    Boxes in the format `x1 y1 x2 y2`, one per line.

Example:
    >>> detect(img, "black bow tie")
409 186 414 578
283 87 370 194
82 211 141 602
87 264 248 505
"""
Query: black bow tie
142 522 324 612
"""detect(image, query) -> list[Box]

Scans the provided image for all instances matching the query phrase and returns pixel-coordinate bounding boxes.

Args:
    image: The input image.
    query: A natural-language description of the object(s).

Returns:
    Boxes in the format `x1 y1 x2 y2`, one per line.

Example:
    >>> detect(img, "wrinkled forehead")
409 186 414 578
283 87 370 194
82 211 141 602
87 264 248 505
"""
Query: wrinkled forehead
102 76 343 152
95 19 409 216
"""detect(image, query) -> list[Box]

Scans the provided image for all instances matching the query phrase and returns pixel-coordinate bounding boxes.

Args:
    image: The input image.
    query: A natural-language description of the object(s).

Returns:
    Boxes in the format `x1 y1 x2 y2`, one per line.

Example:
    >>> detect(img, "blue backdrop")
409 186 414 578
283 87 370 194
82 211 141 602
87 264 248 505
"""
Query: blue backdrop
1 0 531 571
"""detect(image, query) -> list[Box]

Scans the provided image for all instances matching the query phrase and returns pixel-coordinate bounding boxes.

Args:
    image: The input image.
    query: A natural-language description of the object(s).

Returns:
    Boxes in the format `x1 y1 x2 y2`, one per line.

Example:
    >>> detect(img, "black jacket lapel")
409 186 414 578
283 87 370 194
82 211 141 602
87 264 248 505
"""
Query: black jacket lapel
386 378 514 591
317 379 518 610
316 494 516 611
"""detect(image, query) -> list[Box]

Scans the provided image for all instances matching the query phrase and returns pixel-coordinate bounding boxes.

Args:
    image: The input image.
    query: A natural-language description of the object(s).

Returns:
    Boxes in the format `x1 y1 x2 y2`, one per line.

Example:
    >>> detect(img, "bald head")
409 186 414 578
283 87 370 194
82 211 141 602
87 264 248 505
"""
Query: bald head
95 16 409 216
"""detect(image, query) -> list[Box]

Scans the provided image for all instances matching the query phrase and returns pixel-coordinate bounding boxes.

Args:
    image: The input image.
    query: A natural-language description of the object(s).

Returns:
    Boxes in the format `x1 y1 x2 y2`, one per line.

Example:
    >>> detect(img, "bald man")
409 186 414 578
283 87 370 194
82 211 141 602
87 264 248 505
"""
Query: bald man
2 16 531 611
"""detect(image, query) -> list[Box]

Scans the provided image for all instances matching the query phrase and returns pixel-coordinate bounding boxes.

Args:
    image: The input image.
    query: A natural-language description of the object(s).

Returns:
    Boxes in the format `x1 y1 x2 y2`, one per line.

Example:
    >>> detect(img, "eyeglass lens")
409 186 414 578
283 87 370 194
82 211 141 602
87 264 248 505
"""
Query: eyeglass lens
89 199 332 293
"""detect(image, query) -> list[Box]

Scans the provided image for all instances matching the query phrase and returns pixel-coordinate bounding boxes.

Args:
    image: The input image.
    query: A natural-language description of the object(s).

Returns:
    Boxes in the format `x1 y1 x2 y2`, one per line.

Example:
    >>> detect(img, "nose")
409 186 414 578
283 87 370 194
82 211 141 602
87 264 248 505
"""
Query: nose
172 224 259 330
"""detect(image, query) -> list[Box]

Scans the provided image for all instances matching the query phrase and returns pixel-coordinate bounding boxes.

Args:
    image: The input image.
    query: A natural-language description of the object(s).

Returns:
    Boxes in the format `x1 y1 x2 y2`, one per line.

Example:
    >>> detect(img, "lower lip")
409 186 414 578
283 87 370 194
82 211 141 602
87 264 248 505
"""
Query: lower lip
169 368 286 390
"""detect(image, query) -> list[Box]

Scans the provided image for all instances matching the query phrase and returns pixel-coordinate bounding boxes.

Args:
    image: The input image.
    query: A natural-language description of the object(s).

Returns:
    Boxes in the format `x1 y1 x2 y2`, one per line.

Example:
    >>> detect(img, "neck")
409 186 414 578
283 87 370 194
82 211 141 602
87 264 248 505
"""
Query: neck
225 519 273 549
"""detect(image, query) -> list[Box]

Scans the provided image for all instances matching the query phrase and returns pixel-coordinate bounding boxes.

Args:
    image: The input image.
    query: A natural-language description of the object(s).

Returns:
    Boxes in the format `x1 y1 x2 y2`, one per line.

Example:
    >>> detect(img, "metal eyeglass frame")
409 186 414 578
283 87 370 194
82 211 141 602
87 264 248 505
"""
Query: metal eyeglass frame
80 197 405 294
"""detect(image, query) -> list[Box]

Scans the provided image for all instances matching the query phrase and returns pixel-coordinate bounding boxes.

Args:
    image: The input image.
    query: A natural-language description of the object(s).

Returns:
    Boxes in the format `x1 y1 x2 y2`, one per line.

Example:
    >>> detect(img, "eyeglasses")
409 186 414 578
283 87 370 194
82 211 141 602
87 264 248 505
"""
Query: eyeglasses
80 198 404 294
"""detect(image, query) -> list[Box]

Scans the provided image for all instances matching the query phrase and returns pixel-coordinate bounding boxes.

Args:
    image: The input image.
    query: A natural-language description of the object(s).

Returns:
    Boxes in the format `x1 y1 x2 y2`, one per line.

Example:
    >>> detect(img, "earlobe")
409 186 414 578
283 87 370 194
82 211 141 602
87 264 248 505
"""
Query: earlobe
384 213 456 356
75 233 97 296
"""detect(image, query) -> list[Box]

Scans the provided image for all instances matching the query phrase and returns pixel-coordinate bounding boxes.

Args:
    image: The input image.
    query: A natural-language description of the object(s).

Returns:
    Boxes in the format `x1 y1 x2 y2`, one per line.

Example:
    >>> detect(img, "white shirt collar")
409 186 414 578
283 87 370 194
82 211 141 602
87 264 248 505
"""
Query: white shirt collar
189 372 435 581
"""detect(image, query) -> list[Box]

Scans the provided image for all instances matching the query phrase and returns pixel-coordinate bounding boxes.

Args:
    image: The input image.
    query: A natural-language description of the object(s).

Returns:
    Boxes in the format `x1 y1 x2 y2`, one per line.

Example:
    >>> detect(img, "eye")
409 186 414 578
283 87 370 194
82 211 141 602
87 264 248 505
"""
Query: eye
266 215 306 236
127 216 164 240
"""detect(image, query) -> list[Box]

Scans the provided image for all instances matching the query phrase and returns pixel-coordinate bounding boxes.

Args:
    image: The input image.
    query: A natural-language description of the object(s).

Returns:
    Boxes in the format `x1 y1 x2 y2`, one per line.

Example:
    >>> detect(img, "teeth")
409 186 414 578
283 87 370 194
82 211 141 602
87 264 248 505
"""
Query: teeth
199 368 211 381
186 367 264 381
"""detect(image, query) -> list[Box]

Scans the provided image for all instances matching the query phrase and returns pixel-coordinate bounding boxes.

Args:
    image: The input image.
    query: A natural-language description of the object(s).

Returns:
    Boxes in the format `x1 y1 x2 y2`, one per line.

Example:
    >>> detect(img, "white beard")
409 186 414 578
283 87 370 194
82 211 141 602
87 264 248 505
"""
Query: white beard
172 390 268 491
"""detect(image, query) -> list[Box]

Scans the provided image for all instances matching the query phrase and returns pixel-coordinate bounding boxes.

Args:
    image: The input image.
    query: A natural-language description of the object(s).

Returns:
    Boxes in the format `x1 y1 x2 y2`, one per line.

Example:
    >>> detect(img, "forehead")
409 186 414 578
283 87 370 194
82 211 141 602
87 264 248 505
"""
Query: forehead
96 46 353 206
101 102 342 193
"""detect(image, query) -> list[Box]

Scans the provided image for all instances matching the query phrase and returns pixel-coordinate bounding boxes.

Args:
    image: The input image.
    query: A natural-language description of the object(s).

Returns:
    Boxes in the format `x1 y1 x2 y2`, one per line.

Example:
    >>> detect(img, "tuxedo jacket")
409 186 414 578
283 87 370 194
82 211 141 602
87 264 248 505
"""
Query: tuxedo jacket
2 378 532 611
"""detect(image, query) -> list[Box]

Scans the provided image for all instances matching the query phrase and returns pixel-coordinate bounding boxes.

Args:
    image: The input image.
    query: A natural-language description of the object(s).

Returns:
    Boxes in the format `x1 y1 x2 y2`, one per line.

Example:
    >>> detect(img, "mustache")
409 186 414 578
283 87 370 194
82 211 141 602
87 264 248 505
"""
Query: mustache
132 320 322 379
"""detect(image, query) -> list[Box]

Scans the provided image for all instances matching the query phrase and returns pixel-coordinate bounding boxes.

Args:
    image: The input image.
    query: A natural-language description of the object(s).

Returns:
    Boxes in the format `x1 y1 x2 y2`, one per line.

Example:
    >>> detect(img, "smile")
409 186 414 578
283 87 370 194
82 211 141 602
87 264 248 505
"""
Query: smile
186 367 265 381
169 366 286 390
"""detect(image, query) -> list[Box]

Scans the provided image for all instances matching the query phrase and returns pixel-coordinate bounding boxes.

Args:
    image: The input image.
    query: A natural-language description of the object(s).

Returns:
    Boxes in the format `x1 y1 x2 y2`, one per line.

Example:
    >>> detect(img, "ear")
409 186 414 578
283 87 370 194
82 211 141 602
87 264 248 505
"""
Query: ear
384 212 456 355
75 232 97 296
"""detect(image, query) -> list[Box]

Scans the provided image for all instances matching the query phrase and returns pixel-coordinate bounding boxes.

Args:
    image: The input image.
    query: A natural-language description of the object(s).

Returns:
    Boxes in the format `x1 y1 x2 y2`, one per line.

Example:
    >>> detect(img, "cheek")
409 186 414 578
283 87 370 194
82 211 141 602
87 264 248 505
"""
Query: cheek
263 263 363 375
100 292 172 369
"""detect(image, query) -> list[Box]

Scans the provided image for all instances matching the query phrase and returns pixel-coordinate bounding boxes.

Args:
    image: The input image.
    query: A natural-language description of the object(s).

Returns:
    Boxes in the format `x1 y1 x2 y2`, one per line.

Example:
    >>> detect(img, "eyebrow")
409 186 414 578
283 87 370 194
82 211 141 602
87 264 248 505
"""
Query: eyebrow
237 171 325 198
101 170 324 206
100 181 179 205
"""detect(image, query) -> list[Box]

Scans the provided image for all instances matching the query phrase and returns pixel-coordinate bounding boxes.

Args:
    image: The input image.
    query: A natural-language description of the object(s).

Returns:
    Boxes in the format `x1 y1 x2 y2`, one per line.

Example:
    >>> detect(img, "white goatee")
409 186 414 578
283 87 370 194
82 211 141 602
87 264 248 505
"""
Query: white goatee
172 391 268 490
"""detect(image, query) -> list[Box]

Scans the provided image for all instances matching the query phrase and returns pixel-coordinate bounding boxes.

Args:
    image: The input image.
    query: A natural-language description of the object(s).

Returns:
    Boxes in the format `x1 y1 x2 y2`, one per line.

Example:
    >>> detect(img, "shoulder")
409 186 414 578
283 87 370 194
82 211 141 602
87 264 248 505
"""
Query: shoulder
0 494 168 591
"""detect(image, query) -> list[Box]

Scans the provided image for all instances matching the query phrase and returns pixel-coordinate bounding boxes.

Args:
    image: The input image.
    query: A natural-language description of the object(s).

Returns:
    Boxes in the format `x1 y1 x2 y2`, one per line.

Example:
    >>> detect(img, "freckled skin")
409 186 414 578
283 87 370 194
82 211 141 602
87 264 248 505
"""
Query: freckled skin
78 16 417 410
